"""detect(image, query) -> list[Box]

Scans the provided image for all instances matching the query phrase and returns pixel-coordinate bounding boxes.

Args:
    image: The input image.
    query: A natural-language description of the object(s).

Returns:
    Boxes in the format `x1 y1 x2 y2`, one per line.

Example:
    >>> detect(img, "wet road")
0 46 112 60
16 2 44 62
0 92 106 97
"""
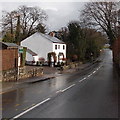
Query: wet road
2 49 119 118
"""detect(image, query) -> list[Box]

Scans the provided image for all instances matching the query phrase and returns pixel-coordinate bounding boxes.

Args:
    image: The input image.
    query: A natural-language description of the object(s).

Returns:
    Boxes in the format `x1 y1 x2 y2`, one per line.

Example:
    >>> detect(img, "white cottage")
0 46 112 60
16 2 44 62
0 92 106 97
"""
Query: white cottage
21 32 66 65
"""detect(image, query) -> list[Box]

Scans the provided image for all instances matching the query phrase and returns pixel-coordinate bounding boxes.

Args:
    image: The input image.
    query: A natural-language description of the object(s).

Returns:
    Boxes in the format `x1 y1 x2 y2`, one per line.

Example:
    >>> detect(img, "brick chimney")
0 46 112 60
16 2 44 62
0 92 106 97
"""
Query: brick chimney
49 32 55 37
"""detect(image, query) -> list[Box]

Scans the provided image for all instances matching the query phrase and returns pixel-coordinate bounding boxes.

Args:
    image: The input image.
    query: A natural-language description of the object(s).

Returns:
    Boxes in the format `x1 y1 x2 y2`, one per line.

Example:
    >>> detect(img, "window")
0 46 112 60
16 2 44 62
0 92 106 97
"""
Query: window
58 45 60 49
63 45 65 50
55 45 57 50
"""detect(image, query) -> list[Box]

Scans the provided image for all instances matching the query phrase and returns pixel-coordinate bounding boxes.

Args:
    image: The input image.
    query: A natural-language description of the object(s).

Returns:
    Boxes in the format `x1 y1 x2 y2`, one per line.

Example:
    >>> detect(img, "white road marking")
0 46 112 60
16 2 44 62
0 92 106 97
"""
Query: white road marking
11 98 50 119
88 74 92 77
83 77 87 80
79 80 84 82
96 66 101 71
93 71 96 74
61 84 75 92
79 77 86 82
56 90 62 93
78 65 101 83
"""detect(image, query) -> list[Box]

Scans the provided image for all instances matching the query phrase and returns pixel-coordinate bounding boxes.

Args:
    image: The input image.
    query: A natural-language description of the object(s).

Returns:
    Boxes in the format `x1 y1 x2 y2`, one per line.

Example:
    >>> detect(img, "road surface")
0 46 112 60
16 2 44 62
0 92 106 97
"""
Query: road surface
2 49 119 118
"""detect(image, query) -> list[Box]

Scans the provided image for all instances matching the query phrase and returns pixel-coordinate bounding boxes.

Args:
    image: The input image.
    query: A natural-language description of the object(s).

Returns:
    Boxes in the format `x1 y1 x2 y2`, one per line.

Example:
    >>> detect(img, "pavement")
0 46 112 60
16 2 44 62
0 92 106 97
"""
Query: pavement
0 62 93 94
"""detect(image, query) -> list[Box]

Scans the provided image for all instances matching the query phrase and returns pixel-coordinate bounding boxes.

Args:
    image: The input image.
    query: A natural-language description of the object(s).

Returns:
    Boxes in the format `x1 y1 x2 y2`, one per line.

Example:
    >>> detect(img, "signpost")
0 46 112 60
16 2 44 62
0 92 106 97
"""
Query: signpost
18 46 23 80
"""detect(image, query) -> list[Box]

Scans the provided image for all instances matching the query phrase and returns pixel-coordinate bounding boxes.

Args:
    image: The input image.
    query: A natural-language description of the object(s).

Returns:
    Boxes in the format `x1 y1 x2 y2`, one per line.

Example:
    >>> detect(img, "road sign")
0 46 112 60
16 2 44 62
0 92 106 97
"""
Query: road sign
19 47 23 53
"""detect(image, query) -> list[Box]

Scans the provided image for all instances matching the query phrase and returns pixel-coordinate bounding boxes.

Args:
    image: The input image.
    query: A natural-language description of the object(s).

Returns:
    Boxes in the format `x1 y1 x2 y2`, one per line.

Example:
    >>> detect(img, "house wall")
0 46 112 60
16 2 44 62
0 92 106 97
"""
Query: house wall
1 48 18 71
53 43 66 62
26 52 34 61
21 33 53 61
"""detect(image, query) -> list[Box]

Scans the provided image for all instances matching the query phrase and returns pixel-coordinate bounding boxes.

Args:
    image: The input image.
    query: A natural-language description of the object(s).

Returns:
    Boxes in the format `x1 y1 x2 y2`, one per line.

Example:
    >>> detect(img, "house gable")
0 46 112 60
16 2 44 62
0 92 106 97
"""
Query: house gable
21 32 53 61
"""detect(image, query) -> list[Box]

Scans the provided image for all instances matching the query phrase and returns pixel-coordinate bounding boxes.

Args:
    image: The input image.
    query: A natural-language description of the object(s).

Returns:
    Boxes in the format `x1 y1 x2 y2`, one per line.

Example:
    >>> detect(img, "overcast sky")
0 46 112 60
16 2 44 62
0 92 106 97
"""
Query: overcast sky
0 0 119 32
0 1 86 31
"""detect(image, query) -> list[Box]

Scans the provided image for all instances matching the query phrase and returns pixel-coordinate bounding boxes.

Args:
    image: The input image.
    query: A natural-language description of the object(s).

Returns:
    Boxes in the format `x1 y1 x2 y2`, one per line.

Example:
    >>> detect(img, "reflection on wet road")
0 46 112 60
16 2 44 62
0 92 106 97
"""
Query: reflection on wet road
3 67 92 118
2 49 119 118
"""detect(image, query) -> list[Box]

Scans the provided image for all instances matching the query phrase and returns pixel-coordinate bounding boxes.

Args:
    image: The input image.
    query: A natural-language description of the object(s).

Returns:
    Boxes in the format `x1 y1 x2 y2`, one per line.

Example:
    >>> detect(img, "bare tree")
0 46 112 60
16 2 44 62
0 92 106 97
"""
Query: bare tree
18 5 47 38
2 5 48 43
36 23 47 33
2 10 18 34
81 2 118 46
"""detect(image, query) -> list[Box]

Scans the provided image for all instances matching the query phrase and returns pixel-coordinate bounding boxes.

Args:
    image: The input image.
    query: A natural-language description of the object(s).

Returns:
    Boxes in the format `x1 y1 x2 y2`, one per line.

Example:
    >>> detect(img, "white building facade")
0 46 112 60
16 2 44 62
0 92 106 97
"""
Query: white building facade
53 43 66 63
21 32 66 65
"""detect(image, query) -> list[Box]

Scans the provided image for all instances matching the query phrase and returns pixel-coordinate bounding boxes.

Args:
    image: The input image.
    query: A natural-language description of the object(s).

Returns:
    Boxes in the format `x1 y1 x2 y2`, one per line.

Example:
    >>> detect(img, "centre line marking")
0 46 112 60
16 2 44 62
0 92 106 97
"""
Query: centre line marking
79 77 86 82
79 80 84 82
88 74 92 77
56 90 62 93
61 84 75 92
93 71 96 74
11 98 50 119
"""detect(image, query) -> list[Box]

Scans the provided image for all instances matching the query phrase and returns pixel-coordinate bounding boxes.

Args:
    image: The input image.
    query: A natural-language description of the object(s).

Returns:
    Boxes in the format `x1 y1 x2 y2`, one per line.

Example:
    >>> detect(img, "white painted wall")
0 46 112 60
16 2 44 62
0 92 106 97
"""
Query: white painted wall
33 56 39 62
21 33 53 61
26 52 39 65
53 43 66 62
26 52 34 61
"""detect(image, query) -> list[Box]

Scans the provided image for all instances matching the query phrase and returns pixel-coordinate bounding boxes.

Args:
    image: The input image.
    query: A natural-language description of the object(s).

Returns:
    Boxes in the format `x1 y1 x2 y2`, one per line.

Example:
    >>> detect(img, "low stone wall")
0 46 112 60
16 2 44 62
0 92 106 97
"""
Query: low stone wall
1 67 43 82
1 62 82 82
2 68 18 82
18 67 43 80
63 62 83 70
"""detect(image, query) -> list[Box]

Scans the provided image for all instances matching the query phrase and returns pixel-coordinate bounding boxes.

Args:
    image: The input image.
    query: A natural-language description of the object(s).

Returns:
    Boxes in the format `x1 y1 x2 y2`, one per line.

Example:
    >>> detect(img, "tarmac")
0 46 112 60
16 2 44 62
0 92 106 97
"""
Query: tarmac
0 63 92 94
